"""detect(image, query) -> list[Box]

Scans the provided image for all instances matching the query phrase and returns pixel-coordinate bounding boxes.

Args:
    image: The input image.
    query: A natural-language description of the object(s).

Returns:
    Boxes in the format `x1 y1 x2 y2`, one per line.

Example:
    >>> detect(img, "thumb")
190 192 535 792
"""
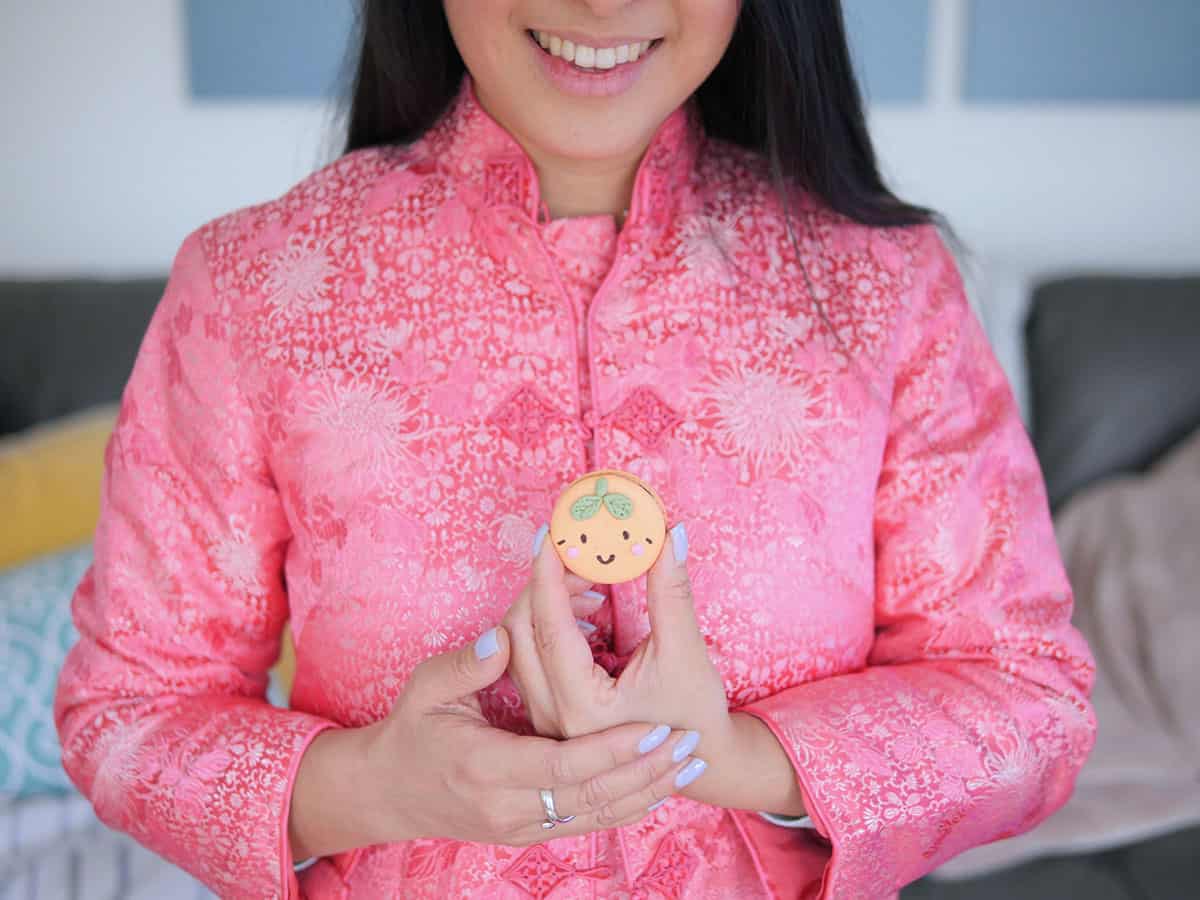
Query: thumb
407 626 511 709
646 521 702 642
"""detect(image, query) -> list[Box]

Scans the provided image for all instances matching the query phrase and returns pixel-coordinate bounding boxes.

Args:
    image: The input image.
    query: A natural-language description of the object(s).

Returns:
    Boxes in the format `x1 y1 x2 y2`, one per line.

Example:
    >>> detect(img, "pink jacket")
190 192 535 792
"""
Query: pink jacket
55 74 1097 899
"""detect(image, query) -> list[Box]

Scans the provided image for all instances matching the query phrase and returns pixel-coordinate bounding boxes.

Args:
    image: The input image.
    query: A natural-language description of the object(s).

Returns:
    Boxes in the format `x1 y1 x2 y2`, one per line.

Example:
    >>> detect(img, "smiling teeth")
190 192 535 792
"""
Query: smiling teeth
534 31 653 69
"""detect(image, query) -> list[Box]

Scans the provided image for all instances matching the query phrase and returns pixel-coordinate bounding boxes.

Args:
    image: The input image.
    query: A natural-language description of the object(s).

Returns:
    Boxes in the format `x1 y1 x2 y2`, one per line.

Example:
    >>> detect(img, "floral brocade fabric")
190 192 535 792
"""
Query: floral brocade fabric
54 75 1097 899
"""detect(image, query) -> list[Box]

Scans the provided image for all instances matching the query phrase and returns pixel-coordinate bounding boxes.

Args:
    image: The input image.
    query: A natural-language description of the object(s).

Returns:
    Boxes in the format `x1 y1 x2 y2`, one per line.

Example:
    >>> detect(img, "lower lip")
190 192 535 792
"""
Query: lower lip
529 31 659 98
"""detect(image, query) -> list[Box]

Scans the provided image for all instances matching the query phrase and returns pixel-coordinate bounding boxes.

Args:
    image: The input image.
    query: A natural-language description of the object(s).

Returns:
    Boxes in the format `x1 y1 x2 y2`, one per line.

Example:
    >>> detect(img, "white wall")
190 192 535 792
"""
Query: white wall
1 1 341 277
3 0 1198 280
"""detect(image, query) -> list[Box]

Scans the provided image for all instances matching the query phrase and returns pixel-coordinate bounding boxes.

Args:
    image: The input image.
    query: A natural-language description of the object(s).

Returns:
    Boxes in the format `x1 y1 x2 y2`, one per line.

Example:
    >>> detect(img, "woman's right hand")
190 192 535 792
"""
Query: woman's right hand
288 625 699 861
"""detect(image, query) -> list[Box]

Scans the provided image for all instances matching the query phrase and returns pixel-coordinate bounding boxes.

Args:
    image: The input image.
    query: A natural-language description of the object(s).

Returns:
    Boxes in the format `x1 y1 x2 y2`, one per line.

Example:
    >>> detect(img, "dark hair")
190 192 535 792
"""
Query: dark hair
335 0 949 235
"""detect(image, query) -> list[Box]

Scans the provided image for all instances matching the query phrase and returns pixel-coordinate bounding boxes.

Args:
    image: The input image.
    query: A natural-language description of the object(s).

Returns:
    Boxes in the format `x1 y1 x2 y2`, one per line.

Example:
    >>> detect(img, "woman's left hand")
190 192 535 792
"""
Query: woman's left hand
502 522 738 796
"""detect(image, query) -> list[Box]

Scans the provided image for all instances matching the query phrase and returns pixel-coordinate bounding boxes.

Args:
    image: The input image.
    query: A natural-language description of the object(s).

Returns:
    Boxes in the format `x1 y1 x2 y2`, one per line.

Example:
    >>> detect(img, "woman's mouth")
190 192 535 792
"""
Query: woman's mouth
527 29 662 73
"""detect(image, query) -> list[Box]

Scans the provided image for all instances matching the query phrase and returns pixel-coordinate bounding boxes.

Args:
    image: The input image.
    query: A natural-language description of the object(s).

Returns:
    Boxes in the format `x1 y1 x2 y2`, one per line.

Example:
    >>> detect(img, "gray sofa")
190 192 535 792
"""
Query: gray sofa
0 278 165 435
2 273 1197 898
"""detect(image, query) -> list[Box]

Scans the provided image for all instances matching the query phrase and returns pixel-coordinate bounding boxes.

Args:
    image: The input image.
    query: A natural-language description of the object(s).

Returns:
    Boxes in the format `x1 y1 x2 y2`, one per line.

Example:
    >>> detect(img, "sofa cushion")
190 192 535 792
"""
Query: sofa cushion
0 279 164 438
1024 275 1200 509
0 404 118 570
1 543 92 798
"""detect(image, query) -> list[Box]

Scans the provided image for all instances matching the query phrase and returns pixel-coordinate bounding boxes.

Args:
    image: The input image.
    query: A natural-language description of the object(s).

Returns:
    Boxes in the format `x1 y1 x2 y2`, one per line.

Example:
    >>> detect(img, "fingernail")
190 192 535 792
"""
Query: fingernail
474 627 499 660
672 730 700 763
670 522 688 564
531 523 549 559
647 798 667 812
637 724 671 755
674 758 707 789
576 590 606 613
576 618 598 634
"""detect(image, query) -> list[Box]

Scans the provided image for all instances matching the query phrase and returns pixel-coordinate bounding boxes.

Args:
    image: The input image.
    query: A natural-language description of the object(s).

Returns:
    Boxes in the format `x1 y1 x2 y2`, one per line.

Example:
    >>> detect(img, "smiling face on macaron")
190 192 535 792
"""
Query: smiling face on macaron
549 470 668 584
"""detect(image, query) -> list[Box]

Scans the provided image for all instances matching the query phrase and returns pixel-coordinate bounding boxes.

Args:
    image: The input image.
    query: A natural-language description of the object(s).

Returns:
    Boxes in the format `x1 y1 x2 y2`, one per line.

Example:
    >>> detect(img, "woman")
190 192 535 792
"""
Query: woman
54 1 1098 897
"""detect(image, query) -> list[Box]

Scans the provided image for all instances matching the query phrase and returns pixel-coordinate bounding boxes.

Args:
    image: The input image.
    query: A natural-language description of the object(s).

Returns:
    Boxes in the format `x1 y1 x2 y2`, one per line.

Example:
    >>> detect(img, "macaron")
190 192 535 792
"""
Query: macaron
549 469 669 584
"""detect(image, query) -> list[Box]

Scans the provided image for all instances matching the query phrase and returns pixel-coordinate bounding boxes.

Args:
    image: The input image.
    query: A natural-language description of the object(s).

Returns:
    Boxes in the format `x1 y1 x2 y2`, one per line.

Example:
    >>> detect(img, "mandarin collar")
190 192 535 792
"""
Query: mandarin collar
418 73 703 232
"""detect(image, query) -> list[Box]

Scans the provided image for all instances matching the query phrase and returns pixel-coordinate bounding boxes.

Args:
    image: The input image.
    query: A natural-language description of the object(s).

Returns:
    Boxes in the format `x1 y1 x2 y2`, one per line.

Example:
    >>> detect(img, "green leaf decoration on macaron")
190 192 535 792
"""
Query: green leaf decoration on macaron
570 495 603 520
602 493 633 518
570 475 634 521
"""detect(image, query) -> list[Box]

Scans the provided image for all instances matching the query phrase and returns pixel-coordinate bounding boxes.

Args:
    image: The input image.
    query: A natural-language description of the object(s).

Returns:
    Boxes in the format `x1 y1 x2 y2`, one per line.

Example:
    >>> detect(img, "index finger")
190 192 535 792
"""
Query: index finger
563 571 596 595
530 523 595 700
505 721 675 788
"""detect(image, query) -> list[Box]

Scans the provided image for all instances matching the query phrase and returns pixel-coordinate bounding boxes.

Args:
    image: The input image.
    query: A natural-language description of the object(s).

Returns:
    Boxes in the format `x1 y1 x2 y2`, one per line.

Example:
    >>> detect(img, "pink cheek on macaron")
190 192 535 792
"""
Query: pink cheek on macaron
567 547 580 559
631 544 645 556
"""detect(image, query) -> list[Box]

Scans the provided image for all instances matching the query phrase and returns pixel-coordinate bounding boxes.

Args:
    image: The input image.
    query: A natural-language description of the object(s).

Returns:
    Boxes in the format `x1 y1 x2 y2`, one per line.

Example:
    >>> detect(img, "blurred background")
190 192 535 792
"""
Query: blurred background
2 1 1197 898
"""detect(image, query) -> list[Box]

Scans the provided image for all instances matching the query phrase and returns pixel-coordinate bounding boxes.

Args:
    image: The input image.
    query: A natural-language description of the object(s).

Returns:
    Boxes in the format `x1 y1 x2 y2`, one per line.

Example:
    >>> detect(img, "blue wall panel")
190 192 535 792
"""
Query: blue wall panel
185 0 930 104
184 0 354 100
966 0 1200 102
183 1 1200 106
843 0 931 103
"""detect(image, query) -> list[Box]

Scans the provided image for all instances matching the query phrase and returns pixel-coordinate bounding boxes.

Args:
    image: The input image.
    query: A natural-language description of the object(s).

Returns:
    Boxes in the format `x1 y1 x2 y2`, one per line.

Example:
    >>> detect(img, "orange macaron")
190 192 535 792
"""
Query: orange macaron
549 469 669 584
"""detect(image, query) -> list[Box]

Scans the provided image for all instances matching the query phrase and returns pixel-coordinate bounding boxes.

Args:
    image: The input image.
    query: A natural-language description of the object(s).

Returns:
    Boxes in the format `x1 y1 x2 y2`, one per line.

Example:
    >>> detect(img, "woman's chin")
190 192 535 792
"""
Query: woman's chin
506 90 669 165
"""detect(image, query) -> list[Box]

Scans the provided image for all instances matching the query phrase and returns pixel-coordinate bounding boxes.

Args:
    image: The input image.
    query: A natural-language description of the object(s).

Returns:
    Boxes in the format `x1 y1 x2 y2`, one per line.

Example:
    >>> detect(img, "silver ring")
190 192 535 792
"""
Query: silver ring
539 787 575 829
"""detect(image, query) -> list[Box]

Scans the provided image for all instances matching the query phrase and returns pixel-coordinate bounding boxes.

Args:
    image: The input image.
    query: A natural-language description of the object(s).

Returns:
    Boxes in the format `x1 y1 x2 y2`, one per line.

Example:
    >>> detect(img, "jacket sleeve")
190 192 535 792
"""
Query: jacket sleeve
739 224 1098 897
53 230 341 900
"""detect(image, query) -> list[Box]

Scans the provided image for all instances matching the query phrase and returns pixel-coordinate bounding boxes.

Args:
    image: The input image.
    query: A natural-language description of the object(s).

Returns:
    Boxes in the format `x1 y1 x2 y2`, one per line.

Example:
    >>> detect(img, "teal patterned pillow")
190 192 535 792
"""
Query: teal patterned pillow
0 543 91 798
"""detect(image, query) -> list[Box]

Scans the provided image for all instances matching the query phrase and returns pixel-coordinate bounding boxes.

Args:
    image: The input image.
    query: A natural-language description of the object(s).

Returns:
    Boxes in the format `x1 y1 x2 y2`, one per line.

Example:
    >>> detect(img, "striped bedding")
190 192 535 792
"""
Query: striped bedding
0 791 217 900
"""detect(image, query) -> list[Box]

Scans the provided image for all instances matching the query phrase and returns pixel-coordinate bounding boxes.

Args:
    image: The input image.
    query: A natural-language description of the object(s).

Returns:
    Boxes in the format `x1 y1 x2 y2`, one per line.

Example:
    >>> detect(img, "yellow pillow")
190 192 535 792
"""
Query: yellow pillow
0 403 118 569
275 623 297 702
0 402 296 699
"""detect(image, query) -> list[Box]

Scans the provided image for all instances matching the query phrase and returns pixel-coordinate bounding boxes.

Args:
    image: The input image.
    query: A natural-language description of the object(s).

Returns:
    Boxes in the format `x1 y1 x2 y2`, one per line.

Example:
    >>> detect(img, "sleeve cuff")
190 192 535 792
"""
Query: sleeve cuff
279 719 342 898
739 704 833 842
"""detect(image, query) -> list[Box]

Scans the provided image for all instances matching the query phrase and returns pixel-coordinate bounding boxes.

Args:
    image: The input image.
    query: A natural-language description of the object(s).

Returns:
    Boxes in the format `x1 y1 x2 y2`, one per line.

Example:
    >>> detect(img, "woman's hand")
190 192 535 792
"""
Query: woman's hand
288 625 708 860
501 523 809 817
503 523 734 773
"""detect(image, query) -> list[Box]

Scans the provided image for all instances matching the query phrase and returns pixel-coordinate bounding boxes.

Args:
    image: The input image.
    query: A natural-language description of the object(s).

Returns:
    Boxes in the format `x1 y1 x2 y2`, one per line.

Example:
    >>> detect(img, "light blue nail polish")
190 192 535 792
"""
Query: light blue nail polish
647 798 668 812
531 523 549 558
670 522 688 564
674 758 707 789
474 627 499 660
582 589 606 601
576 619 598 634
637 724 671 755
672 730 700 763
